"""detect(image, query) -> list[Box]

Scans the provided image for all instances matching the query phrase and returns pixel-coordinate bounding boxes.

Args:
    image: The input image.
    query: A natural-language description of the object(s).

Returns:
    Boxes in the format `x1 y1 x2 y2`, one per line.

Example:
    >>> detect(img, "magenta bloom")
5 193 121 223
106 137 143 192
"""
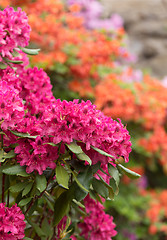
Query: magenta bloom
42 99 132 164
0 203 26 239
78 195 117 240
0 7 31 58
0 80 25 130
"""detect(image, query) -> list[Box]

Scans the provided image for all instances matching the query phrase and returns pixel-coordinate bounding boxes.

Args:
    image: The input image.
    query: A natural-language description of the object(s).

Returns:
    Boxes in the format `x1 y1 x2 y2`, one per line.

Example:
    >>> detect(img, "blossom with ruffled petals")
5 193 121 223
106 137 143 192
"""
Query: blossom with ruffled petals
78 195 117 240
0 203 26 239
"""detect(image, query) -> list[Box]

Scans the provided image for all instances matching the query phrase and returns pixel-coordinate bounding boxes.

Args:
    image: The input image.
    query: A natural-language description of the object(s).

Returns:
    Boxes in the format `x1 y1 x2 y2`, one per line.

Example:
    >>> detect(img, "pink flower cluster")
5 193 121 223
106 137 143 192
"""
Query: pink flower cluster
0 203 26 239
18 67 55 115
78 195 117 240
0 65 131 174
0 7 30 59
41 99 132 164
0 80 25 130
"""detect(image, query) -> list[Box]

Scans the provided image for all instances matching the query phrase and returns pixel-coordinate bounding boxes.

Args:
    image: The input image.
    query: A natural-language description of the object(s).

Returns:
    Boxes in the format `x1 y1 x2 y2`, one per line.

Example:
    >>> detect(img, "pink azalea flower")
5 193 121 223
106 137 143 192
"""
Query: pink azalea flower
78 195 117 240
0 203 26 239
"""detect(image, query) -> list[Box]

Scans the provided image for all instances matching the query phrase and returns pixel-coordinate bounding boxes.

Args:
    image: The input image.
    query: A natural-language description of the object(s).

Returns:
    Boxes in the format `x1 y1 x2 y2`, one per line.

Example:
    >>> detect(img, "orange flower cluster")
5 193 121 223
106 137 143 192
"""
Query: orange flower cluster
5 0 130 85
95 73 167 130
138 126 167 173
94 70 167 171
146 190 167 237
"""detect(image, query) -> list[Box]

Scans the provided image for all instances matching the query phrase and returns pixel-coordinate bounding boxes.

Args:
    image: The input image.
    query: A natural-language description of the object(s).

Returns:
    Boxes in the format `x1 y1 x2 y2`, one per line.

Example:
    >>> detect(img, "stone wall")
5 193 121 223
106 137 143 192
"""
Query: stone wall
101 0 167 77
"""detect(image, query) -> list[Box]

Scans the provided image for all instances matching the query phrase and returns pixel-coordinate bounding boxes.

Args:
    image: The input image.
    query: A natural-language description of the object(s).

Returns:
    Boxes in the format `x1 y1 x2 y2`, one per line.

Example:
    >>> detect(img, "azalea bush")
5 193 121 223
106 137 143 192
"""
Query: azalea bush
0 5 142 240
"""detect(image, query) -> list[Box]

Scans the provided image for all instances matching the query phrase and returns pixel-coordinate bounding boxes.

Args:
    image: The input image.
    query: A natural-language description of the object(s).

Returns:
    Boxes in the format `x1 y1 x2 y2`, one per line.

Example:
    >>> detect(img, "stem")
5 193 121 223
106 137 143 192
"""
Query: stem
2 173 5 203
1 133 3 149
24 197 36 215
7 190 9 207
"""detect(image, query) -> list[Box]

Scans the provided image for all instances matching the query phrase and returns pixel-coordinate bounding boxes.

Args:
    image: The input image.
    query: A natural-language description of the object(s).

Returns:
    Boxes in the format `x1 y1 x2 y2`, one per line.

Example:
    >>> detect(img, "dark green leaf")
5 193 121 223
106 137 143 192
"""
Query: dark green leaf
108 163 120 194
92 178 109 199
2 165 29 177
97 173 114 199
22 182 33 196
77 167 93 190
18 197 32 206
89 190 103 204
36 175 47 192
66 166 88 192
20 47 40 55
56 165 69 189
27 219 46 237
117 164 141 179
66 142 83 154
71 159 87 172
71 171 88 192
10 182 27 193
91 146 115 159
44 195 54 211
41 218 53 237
91 162 101 174
53 190 71 226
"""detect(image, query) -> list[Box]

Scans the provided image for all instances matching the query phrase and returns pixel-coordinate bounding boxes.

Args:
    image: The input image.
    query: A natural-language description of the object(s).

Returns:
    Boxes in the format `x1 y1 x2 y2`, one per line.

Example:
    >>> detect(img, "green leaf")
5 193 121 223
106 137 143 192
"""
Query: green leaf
77 167 93 190
53 190 72 226
27 219 46 237
91 162 101 174
18 197 32 206
22 182 33 196
108 163 120 194
10 182 27 193
73 167 93 201
36 175 47 192
56 165 69 189
3 150 16 159
24 238 33 240
76 152 92 165
7 59 23 64
10 130 38 139
97 173 114 199
66 142 83 154
72 182 87 202
20 47 40 55
92 178 109 199
71 171 88 193
2 165 29 177
72 199 85 209
91 146 115 159
0 62 7 69
65 165 89 192
0 149 5 163
44 195 54 211
41 218 53 238
117 164 141 179
12 49 20 57
43 142 57 146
